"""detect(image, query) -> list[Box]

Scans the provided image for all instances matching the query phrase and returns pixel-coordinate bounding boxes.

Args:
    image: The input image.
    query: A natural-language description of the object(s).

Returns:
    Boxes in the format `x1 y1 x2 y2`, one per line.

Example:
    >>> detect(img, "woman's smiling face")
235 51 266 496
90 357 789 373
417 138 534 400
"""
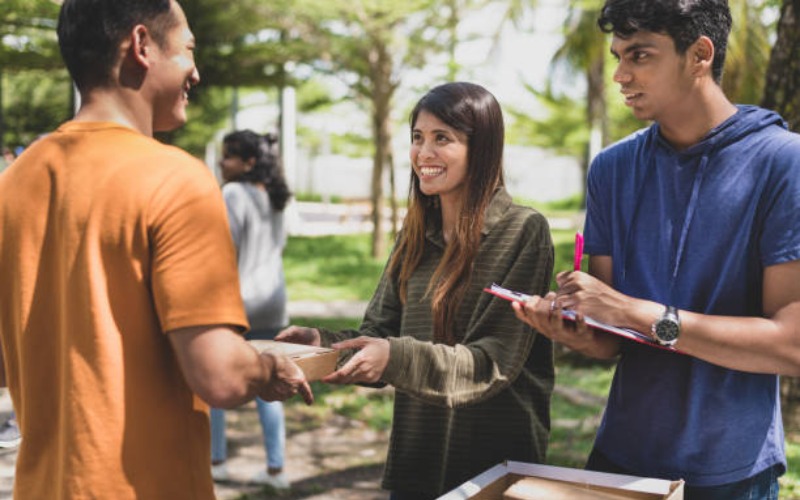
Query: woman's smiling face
410 110 469 202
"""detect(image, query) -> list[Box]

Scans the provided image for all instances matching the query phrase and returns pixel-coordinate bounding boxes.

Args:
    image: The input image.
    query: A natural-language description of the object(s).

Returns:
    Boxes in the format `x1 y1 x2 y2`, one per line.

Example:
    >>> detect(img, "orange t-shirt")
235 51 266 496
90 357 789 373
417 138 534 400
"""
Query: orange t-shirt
0 122 248 499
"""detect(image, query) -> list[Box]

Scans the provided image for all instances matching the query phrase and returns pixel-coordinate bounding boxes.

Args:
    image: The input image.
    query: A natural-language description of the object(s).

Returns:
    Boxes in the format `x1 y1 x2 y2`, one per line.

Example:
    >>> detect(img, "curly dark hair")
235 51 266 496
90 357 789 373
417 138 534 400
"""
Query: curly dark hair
598 0 732 83
222 130 292 211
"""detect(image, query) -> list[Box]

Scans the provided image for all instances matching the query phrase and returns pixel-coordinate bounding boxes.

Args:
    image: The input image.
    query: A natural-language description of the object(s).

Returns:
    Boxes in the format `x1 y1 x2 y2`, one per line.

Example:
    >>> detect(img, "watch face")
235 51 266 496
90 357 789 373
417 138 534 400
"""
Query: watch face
656 320 680 342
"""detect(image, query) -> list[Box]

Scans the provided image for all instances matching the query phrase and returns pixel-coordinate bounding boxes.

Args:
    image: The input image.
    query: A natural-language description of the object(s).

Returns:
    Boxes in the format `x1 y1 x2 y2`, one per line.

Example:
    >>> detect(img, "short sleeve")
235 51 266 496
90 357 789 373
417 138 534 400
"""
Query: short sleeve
759 138 800 266
584 153 613 257
148 161 247 333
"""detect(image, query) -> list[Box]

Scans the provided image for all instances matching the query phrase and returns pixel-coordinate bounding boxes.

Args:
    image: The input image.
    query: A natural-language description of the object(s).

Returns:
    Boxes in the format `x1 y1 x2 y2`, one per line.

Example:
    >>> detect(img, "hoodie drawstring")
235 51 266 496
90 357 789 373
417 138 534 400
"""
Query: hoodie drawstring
621 147 712 301
671 154 710 282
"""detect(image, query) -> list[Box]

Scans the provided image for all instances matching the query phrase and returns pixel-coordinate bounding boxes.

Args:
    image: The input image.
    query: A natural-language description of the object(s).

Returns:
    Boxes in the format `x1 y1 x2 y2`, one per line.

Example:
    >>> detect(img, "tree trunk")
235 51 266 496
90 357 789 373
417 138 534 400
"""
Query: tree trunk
762 0 800 130
583 46 605 208
445 0 460 81
0 68 5 152
761 0 800 432
369 42 394 259
782 379 800 433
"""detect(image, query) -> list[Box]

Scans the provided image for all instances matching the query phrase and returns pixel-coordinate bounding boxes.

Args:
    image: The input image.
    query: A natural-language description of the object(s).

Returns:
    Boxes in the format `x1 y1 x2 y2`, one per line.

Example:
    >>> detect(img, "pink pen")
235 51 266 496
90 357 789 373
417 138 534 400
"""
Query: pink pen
573 232 584 271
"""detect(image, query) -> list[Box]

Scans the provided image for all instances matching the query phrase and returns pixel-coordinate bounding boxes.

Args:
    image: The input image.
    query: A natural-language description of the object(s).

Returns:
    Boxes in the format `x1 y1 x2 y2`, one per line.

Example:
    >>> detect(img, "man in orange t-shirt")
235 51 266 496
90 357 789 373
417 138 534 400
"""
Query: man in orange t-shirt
0 1 313 498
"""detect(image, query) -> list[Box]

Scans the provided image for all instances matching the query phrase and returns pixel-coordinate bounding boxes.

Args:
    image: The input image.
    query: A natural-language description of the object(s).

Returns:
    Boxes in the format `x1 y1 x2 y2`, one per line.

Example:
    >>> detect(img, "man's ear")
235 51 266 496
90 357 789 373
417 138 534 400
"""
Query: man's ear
129 24 153 69
690 36 715 76
119 24 150 89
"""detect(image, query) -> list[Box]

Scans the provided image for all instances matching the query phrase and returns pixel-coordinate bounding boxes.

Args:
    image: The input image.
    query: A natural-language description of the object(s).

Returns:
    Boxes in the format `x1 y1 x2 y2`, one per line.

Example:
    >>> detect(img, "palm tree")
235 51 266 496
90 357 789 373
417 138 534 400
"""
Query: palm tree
549 0 607 203
724 0 774 104
542 0 773 205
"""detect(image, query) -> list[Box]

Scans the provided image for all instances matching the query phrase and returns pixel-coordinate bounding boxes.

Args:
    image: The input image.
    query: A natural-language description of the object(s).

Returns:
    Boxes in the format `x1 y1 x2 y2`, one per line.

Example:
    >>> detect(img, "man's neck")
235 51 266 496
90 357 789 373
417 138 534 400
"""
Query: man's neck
658 83 737 150
73 88 153 137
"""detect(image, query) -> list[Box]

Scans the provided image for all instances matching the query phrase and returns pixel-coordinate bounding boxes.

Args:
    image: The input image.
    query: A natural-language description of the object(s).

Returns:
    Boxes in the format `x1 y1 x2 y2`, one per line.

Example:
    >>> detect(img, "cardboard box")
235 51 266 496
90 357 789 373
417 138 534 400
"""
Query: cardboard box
439 461 684 500
249 340 339 381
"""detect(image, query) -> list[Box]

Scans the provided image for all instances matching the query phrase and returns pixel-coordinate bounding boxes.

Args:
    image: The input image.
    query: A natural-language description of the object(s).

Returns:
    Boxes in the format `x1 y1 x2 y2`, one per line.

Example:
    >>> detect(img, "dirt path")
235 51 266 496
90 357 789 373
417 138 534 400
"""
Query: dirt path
0 390 390 500
214 400 390 500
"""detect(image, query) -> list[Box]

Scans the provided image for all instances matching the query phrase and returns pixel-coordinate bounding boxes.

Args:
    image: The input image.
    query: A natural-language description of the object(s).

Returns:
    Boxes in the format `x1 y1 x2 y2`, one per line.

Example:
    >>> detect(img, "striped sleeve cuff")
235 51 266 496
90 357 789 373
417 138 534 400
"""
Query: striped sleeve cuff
382 336 413 385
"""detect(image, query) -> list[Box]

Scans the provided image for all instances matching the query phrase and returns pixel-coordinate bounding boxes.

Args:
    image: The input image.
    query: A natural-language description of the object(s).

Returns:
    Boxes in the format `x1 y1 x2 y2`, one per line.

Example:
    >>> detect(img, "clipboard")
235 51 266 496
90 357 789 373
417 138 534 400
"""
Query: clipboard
483 283 679 353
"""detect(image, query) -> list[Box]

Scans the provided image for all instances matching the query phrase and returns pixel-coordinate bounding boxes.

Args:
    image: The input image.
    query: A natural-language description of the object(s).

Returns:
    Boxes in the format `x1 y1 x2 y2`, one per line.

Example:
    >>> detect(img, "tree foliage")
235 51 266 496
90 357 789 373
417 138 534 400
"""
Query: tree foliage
2 69 71 149
0 0 61 71
279 0 445 258
1 0 67 149
167 0 327 155
181 0 321 90
723 0 775 104
510 0 780 189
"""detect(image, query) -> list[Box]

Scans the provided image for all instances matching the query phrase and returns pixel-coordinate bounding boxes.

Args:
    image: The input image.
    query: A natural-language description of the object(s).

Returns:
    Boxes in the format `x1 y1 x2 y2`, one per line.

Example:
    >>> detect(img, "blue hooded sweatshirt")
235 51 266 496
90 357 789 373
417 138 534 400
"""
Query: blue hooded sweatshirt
584 105 800 486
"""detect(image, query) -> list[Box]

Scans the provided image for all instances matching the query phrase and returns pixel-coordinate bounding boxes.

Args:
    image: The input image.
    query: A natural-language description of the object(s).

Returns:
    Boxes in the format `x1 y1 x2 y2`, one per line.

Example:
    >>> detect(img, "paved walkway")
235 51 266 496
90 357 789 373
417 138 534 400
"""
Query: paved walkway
288 300 368 319
287 201 581 236
0 389 388 500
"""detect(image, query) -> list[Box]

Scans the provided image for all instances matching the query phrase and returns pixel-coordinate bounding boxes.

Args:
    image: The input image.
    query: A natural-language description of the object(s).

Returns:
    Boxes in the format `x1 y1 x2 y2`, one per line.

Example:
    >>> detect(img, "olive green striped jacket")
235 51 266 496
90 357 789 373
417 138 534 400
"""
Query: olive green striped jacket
320 188 555 497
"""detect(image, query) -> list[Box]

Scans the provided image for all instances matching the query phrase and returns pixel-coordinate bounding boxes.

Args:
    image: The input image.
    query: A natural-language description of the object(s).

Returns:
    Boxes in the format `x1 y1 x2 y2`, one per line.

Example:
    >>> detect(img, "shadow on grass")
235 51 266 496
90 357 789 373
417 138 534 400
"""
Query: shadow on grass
211 463 385 500
265 463 386 499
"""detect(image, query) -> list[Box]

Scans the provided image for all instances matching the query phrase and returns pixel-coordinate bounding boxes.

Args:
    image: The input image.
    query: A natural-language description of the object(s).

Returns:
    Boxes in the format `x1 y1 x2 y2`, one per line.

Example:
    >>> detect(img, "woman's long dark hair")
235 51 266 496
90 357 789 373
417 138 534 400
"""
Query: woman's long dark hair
222 130 292 211
389 82 505 345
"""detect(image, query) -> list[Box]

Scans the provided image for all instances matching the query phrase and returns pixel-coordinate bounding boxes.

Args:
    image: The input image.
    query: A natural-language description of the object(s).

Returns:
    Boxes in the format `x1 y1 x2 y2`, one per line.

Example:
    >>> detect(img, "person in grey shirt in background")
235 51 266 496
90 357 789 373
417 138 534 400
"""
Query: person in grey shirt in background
211 130 293 489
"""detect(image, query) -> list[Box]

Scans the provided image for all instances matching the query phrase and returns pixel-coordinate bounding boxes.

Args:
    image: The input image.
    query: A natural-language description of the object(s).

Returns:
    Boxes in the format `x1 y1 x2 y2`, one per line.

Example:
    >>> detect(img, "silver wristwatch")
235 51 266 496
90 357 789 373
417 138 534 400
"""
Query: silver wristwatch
651 305 681 346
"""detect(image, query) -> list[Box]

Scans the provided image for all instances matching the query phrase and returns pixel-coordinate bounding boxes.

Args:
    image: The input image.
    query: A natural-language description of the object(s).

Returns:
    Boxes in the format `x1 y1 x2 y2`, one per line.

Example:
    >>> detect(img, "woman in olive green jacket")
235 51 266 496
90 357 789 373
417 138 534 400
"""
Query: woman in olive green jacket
278 82 555 499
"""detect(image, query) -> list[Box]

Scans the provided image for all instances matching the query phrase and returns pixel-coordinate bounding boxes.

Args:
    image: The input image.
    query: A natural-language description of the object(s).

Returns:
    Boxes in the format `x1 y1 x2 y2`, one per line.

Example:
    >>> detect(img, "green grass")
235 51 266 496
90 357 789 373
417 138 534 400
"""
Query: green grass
294 191 344 203
783 437 800 498
554 362 616 397
515 193 584 215
291 317 361 331
284 234 387 301
283 229 580 302
547 363 613 469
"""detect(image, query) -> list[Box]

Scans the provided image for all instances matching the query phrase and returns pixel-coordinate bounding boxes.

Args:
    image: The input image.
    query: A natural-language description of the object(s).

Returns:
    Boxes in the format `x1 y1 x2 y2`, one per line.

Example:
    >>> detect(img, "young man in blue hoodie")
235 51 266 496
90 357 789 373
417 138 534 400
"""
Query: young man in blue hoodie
514 0 800 498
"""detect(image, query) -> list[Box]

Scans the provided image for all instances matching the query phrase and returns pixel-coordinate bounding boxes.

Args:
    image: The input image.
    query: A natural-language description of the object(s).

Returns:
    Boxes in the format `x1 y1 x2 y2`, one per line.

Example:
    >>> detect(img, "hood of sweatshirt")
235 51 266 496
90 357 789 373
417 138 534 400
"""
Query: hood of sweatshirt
620 105 788 288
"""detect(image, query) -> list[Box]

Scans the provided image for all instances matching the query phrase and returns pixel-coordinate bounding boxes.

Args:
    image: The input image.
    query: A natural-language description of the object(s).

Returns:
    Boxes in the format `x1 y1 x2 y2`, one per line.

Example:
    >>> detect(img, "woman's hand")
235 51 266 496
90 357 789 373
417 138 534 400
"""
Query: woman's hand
275 325 322 346
323 336 390 385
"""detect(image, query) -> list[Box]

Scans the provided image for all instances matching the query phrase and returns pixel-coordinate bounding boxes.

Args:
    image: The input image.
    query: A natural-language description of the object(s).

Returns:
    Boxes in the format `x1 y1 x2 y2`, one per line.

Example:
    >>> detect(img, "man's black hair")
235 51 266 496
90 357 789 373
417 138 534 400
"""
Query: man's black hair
57 0 177 91
598 0 732 83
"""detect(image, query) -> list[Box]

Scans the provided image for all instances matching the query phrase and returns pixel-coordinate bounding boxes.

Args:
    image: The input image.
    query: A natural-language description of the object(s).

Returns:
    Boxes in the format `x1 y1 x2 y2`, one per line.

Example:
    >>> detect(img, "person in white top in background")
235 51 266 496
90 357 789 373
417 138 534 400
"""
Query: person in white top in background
211 130 292 490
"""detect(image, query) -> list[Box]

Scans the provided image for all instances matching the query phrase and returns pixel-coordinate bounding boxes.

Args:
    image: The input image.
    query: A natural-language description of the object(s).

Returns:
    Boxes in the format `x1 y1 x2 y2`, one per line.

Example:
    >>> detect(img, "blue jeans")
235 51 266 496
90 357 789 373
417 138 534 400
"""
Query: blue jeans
210 327 286 469
211 400 285 468
586 448 780 500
